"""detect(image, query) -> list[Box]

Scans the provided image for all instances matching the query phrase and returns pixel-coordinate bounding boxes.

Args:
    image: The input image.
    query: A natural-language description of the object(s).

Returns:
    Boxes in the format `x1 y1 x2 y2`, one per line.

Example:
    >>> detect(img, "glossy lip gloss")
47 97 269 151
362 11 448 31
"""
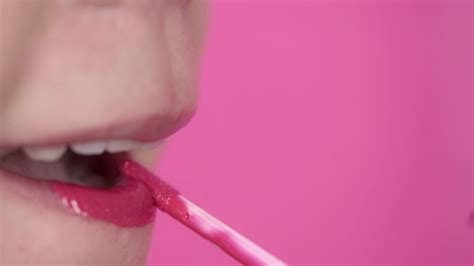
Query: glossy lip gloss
121 159 286 265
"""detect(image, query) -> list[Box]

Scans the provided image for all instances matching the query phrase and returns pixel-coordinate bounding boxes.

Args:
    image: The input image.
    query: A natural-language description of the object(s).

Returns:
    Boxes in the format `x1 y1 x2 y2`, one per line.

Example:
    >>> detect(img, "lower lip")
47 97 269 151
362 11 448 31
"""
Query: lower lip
0 167 157 227
52 176 156 227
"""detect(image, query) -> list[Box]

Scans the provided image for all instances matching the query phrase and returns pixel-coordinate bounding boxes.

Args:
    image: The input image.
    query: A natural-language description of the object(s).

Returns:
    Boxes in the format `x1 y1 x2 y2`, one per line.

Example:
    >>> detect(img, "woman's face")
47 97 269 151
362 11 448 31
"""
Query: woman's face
0 0 207 264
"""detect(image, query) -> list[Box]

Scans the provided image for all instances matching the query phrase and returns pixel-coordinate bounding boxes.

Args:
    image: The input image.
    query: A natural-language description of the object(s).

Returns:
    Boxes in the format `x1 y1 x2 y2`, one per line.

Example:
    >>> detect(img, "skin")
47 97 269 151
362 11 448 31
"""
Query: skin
0 0 207 265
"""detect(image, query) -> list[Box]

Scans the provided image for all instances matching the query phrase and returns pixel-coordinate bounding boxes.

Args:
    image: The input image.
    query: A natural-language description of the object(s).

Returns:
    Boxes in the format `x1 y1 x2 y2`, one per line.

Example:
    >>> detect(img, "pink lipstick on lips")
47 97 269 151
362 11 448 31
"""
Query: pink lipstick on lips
52 174 156 227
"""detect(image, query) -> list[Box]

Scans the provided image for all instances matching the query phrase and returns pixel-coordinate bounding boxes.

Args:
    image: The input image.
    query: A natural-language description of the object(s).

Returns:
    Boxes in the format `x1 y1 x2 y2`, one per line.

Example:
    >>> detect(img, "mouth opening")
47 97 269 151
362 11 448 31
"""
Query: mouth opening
0 150 126 188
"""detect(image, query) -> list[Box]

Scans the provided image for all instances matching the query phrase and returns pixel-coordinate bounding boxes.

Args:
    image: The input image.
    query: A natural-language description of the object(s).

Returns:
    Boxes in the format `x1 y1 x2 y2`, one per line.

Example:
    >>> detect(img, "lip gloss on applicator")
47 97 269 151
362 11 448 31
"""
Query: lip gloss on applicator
120 159 286 265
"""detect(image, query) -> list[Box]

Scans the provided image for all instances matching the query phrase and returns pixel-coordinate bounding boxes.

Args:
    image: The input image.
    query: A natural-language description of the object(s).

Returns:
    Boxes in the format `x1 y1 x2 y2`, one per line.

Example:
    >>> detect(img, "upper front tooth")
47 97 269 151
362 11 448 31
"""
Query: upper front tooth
24 145 67 162
71 141 107 155
106 140 144 153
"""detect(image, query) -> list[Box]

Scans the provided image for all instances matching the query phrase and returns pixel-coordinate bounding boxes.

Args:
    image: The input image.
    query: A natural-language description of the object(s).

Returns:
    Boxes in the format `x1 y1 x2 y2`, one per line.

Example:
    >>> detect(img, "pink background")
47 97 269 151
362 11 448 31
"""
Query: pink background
149 1 472 265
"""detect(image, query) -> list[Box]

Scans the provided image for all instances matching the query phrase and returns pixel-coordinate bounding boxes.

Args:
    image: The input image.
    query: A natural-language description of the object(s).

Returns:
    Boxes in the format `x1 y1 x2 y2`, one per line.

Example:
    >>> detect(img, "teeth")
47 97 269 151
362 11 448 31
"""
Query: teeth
71 141 107 155
15 139 165 162
23 145 67 162
106 140 144 153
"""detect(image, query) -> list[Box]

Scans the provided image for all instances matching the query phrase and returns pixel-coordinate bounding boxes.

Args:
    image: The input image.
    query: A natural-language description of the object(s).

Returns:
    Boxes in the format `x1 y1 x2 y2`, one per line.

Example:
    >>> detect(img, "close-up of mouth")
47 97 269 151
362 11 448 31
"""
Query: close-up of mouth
0 134 165 227
0 126 287 264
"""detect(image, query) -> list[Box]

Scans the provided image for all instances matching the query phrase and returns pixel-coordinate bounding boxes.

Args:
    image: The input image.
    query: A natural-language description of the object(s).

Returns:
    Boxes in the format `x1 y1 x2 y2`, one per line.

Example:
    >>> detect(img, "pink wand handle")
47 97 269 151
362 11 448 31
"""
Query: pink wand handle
121 160 286 265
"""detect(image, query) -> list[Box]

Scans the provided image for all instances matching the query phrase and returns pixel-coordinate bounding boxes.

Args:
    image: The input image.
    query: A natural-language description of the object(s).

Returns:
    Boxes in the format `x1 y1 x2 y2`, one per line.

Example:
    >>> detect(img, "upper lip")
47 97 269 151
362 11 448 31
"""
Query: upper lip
0 111 195 148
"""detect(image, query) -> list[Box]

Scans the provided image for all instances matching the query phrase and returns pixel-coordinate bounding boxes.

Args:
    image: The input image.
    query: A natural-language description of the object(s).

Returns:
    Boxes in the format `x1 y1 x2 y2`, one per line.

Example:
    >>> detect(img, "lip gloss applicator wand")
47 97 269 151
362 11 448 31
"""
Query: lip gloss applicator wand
121 159 286 265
